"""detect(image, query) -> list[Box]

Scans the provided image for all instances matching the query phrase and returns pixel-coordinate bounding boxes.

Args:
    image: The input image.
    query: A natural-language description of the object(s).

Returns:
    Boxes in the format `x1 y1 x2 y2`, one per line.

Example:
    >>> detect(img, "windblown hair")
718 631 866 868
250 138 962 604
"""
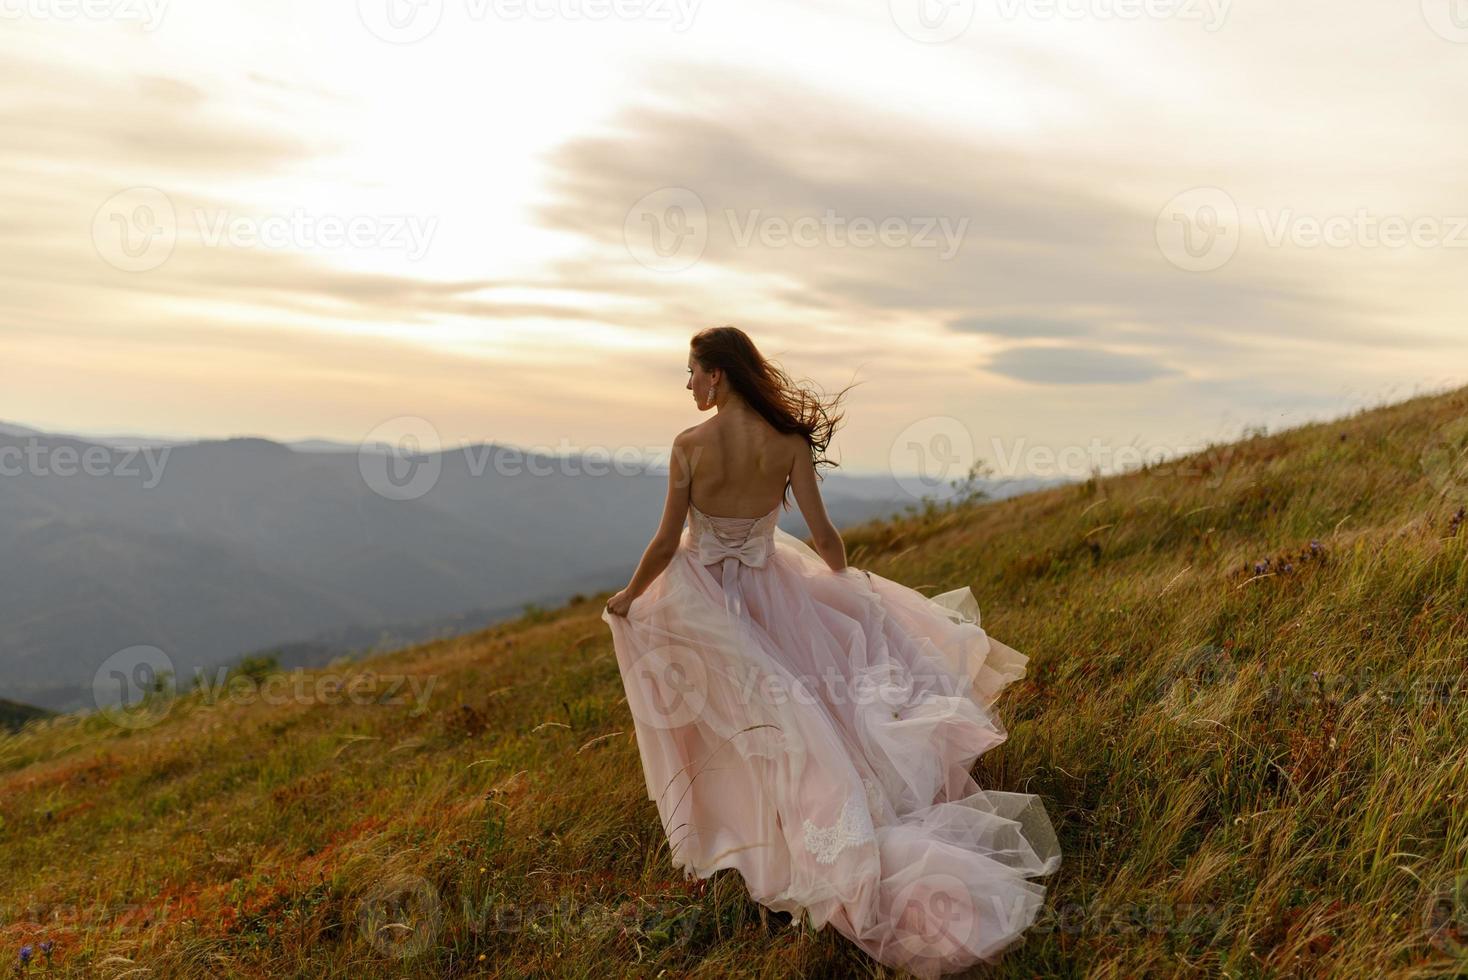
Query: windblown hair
689 325 860 508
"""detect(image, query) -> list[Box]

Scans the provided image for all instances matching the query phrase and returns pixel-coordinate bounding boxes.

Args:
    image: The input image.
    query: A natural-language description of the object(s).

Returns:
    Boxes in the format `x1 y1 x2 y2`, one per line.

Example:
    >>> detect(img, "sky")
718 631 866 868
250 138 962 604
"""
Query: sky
1 0 1464 482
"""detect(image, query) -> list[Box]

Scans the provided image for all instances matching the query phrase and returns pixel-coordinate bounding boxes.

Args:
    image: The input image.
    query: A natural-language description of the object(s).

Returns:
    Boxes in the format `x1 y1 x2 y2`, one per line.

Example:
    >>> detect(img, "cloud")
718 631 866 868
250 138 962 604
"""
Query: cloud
983 346 1180 385
532 71 1408 360
948 315 1094 339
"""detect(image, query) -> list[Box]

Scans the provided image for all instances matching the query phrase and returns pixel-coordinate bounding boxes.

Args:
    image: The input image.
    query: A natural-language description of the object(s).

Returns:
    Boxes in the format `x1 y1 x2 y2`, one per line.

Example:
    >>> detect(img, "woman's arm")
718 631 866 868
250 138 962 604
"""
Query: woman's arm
606 431 697 614
788 441 847 572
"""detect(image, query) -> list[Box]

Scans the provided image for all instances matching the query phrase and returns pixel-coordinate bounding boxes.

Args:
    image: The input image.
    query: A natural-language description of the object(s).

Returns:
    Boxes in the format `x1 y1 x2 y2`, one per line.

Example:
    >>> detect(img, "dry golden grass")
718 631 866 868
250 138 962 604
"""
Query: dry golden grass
2 383 1466 978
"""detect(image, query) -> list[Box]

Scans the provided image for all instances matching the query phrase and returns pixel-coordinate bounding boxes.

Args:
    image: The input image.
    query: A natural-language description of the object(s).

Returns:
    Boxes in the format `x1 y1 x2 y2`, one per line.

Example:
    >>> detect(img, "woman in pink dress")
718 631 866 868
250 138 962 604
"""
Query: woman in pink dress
601 325 1061 977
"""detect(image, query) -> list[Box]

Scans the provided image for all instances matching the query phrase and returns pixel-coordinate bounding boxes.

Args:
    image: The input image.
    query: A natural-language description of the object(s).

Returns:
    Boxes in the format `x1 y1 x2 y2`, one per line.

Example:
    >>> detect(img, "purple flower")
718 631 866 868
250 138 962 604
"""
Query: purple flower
39 942 52 956
19 945 33 965
1253 561 1268 575
1309 540 1322 553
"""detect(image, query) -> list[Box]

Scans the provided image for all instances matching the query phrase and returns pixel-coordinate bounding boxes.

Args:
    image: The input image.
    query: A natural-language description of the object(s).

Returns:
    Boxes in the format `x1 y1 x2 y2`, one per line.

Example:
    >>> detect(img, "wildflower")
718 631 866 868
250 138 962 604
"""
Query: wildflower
19 945 33 966
1309 540 1322 553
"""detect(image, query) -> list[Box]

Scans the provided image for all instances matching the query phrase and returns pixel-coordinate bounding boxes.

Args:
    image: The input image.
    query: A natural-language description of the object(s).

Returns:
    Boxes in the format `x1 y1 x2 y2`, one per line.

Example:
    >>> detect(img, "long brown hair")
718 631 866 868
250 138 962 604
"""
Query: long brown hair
689 325 860 508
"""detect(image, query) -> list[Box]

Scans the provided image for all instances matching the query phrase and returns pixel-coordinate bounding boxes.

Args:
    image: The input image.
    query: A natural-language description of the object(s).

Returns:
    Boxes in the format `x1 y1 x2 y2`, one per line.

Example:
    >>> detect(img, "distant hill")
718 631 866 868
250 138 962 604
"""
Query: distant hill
0 384 1462 976
0 423 1058 710
0 696 52 732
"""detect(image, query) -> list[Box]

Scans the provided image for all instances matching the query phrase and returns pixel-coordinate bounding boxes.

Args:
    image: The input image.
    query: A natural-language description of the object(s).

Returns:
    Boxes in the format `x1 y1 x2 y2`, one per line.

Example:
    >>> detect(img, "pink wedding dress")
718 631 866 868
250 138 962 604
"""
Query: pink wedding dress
601 501 1061 977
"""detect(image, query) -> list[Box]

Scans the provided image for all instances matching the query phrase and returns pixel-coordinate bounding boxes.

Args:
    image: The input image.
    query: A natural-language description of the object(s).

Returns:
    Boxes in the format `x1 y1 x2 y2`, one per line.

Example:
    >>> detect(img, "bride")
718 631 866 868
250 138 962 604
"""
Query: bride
601 326 1061 977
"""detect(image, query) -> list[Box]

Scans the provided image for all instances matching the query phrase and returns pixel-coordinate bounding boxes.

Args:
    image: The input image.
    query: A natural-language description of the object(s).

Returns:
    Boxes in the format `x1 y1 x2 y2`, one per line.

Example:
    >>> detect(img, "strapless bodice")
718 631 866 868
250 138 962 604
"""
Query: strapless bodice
687 501 780 569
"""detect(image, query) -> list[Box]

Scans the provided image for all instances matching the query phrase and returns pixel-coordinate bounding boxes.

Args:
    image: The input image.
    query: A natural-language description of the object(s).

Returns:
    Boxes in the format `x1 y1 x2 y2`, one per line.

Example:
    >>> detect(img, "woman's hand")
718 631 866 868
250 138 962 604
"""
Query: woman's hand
605 588 635 617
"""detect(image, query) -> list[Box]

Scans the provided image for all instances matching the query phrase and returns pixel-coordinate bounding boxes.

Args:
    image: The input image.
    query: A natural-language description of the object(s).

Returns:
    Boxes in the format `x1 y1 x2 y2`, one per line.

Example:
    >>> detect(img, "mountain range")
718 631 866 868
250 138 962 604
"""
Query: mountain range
0 421 1059 710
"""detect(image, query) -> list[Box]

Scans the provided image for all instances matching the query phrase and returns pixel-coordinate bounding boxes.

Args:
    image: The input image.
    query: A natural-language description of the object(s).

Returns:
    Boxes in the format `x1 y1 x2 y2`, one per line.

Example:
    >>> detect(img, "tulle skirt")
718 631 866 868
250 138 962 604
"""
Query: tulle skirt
601 524 1061 977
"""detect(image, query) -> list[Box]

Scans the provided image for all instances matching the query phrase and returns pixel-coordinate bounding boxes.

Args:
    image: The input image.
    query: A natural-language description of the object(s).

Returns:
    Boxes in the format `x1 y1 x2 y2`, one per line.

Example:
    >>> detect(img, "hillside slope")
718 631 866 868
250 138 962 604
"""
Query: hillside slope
1 385 1465 978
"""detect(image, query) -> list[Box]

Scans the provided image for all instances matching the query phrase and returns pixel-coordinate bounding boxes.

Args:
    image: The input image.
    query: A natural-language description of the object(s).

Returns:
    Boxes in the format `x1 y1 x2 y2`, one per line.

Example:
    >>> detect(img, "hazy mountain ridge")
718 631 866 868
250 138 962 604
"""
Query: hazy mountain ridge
1 423 1050 710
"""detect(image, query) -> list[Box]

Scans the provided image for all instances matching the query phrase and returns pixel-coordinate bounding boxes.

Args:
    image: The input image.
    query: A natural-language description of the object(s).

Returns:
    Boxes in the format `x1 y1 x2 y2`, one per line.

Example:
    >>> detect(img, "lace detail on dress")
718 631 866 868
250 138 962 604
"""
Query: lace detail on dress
802 794 877 865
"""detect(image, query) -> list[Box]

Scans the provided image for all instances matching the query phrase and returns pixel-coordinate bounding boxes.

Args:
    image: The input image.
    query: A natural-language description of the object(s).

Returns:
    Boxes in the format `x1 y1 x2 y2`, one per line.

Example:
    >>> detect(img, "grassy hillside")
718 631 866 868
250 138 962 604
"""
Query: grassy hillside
1 384 1465 978
0 699 53 734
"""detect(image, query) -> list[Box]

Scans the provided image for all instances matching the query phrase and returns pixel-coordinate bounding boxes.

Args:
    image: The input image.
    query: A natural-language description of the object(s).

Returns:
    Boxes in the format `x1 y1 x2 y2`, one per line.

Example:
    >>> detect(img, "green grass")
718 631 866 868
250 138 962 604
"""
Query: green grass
0 699 53 734
2 384 1466 978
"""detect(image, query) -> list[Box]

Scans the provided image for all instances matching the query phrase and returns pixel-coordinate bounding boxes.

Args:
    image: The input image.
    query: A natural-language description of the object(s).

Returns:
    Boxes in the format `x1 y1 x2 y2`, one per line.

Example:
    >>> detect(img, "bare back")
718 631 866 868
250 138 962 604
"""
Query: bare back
683 411 801 518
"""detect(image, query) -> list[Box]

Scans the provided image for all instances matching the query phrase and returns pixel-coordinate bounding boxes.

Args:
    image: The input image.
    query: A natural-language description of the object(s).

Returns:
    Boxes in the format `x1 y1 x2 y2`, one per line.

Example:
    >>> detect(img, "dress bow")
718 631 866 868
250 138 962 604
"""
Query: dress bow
695 533 771 568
